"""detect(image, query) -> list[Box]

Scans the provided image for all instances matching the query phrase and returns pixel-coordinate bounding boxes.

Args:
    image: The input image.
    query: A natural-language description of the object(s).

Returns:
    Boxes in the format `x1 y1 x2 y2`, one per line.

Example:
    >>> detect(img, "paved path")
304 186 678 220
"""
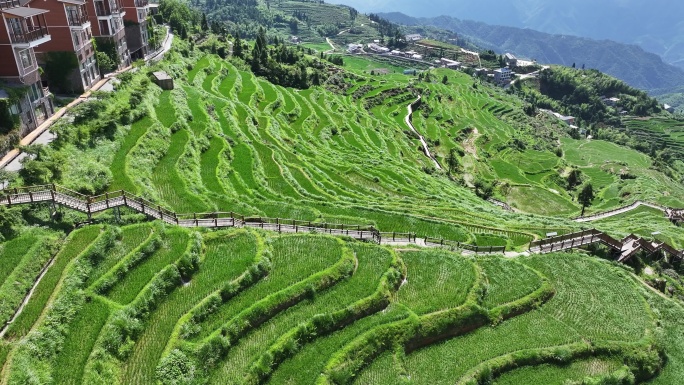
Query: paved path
574 201 668 223
405 96 442 170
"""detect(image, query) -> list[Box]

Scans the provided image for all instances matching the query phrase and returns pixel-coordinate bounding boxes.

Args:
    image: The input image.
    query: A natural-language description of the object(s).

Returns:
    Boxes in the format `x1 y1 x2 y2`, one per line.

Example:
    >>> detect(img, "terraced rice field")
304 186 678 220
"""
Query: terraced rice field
98 53 612 250
0 225 666 384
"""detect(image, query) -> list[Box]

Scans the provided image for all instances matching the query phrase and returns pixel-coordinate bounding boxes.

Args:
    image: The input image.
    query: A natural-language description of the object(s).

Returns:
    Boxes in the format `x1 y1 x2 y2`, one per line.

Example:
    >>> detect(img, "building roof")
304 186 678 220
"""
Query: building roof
153 71 172 81
505 53 517 60
2 6 48 17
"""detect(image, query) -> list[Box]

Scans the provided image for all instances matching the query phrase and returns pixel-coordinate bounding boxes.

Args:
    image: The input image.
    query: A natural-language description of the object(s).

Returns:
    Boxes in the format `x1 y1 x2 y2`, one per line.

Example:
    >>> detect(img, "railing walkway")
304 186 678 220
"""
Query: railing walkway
574 200 682 223
0 185 505 254
529 228 684 262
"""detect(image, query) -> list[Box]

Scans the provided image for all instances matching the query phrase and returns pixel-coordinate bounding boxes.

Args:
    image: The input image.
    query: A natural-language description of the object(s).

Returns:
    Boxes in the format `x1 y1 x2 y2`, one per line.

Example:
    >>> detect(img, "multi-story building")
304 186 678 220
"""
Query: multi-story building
87 0 130 70
33 0 100 93
122 0 149 60
0 0 55 136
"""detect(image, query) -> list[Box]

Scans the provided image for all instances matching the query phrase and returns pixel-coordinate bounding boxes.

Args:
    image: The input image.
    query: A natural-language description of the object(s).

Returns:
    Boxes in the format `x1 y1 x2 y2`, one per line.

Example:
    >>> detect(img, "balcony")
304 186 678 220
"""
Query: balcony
94 0 123 17
0 0 20 10
3 7 51 48
66 9 89 27
9 25 50 47
134 0 148 7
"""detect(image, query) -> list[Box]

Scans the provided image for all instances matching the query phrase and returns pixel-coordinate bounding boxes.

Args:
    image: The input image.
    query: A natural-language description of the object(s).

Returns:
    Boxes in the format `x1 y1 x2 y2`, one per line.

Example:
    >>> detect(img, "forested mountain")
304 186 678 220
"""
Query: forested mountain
380 13 684 95
329 0 684 70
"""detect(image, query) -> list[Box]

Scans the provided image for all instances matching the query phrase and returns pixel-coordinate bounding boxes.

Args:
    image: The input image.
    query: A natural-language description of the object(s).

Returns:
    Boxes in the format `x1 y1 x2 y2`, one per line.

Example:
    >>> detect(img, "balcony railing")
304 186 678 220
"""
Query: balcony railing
9 25 49 45
67 10 89 26
94 0 121 17
0 0 21 10
134 0 148 7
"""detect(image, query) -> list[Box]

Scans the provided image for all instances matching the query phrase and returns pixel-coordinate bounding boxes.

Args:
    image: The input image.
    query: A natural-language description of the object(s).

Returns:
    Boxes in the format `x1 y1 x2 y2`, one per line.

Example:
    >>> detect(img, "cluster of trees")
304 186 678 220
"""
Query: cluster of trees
159 0 202 39
246 28 328 89
368 14 407 50
529 67 661 124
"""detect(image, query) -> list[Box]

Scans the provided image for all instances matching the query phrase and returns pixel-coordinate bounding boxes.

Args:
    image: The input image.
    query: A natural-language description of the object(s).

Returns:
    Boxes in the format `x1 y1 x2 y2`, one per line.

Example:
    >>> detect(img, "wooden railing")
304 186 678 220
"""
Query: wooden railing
0 185 504 254
529 228 682 261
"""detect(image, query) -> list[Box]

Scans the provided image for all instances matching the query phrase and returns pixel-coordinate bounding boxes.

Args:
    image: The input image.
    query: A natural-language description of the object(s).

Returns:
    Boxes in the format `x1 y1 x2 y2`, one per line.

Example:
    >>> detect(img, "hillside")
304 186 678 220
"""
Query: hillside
0 224 678 384
329 0 684 70
0 1 684 384
379 12 684 95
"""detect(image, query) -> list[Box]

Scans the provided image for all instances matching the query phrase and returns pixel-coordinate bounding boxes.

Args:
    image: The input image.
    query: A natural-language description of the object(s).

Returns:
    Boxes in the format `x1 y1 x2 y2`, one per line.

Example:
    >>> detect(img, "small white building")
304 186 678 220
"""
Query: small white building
602 96 621 107
347 44 364 54
367 43 390 53
664 104 676 113
405 34 423 42
493 68 512 85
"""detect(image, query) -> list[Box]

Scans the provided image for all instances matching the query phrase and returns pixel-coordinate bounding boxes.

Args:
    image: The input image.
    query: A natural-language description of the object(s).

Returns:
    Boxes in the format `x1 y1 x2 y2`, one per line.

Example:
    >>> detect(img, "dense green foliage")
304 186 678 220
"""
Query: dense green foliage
0 2 683 383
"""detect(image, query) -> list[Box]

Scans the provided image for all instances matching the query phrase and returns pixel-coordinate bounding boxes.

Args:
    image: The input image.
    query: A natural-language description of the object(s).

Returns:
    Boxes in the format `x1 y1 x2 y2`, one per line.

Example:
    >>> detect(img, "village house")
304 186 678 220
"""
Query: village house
405 33 422 42
601 96 620 107
664 104 675 113
0 0 55 136
504 53 517 67
493 68 512 85
439 57 461 69
367 43 389 53
347 43 363 54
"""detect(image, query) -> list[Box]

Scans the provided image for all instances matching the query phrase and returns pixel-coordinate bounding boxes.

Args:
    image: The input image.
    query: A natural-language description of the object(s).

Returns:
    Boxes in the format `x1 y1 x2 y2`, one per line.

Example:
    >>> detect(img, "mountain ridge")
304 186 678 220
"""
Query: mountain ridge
380 12 684 95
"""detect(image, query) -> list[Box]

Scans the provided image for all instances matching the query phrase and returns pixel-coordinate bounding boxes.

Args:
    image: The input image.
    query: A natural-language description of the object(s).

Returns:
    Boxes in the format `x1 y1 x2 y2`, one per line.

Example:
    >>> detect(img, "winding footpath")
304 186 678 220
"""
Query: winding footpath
574 200 675 223
406 96 442 170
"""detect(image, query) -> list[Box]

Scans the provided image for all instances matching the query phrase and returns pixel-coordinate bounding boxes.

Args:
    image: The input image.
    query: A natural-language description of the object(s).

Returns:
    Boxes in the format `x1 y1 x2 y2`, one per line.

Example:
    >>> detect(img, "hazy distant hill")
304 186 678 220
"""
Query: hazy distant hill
379 13 684 95
329 0 684 70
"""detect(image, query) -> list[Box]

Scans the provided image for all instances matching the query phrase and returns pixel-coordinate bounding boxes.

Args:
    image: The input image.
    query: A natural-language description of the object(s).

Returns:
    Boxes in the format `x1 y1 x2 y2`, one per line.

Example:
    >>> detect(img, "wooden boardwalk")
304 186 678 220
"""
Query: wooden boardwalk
0 185 506 254
529 229 684 262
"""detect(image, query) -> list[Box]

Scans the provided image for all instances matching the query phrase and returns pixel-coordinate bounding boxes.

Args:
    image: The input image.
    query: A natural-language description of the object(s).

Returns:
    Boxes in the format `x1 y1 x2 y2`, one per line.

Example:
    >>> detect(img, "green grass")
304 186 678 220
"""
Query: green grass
85 224 152 288
360 254 651 384
0 232 42 286
187 235 345 342
395 250 475 315
106 228 189 304
493 357 623 385
209 242 394 383
53 297 111 385
4 226 101 340
480 257 542 309
121 230 259 384
109 116 152 193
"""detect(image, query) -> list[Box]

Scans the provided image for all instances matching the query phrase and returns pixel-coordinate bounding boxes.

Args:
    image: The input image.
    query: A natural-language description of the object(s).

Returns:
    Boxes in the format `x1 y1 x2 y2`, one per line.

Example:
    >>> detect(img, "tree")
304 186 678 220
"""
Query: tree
201 13 208 31
442 75 448 85
566 168 581 190
446 148 461 175
578 183 594 216
233 32 243 58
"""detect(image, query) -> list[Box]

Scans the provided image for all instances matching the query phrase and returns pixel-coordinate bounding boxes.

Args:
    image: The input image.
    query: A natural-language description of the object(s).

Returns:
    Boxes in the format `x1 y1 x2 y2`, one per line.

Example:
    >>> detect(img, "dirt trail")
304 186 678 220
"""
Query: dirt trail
464 127 480 159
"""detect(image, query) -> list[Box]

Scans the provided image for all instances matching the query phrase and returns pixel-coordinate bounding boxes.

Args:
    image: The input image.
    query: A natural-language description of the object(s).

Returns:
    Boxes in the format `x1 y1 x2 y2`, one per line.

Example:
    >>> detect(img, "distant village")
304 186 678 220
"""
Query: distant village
340 33 548 89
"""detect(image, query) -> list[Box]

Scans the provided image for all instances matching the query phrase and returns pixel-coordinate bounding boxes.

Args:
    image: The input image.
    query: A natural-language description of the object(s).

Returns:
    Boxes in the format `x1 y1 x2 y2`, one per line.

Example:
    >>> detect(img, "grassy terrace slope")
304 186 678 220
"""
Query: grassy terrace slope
59 46 681 253
0 227 667 384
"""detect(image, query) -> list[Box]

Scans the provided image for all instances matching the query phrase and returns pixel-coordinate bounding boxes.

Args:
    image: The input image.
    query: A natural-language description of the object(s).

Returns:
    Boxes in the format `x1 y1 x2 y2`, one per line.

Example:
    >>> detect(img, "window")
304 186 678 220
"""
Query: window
9 103 20 115
28 82 43 102
18 49 33 69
